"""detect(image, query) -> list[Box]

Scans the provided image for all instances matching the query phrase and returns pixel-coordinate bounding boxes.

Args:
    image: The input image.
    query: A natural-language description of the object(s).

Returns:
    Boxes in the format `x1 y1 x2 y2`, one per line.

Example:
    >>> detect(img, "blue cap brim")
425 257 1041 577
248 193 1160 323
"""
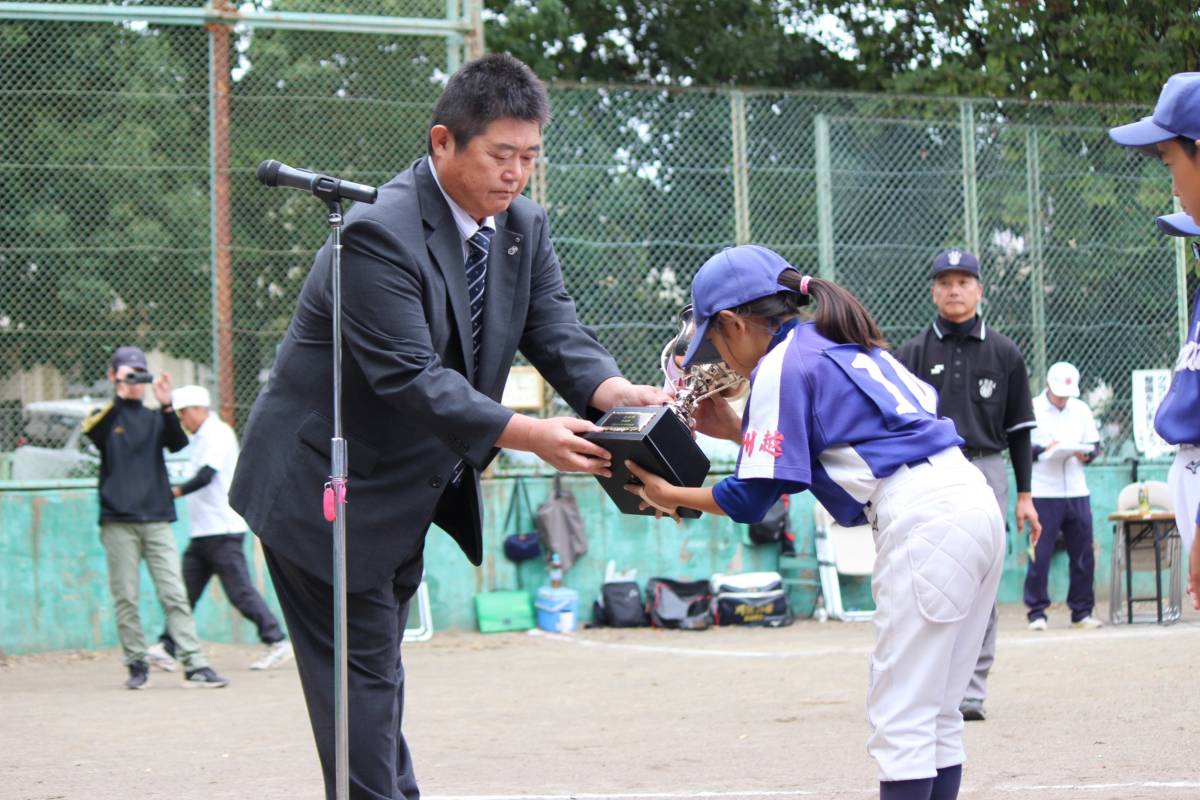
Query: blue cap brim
1156 212 1200 237
681 318 721 367
1108 116 1176 148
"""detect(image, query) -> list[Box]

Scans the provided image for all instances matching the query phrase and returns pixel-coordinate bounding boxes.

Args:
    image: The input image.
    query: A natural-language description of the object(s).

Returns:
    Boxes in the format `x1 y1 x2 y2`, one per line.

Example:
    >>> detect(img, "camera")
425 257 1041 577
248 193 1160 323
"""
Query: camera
123 372 154 385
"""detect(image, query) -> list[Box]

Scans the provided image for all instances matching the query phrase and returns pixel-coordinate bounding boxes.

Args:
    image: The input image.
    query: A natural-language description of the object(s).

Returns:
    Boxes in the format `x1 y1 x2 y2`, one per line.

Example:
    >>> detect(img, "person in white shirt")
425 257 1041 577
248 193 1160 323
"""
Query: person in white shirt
1025 362 1103 631
150 386 293 672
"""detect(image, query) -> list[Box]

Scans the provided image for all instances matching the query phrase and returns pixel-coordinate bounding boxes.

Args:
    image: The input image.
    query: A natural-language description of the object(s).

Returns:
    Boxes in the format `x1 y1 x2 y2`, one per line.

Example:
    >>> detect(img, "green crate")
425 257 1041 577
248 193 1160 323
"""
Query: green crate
474 591 535 633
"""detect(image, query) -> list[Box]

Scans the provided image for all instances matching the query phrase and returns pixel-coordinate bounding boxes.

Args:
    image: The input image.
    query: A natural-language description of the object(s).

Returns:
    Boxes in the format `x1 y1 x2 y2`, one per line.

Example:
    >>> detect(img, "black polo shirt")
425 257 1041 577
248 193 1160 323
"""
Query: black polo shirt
894 315 1036 454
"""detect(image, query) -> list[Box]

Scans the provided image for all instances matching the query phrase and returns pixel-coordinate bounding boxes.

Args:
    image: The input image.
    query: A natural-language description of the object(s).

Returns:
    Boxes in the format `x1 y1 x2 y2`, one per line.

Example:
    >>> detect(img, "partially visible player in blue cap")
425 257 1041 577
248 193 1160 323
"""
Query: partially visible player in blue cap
1109 72 1200 610
625 244 1004 800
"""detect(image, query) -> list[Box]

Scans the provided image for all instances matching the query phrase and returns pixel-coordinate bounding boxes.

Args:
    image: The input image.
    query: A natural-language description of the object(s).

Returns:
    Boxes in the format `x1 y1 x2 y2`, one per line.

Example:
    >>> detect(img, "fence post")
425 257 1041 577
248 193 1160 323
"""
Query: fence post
1025 127 1047 391
464 0 484 59
960 101 980 255
814 113 835 281
445 0 462 72
730 90 751 245
1174 198 1190 348
207 4 235 426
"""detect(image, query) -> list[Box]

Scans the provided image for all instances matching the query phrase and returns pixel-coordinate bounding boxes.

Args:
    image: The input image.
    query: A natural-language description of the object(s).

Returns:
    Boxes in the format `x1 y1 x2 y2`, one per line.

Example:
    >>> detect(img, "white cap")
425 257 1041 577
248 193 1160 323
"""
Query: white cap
172 385 211 410
1045 362 1080 398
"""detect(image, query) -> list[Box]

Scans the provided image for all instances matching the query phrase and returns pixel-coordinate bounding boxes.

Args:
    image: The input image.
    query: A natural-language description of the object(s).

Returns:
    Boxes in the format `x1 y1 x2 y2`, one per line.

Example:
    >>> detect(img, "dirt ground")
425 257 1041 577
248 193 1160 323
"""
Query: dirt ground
3 603 1199 800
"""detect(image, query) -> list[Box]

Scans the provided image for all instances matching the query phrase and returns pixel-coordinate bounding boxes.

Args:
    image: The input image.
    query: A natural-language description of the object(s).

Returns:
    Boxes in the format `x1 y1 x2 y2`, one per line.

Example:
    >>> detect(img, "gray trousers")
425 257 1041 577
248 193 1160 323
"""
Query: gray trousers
101 522 207 670
965 454 1008 703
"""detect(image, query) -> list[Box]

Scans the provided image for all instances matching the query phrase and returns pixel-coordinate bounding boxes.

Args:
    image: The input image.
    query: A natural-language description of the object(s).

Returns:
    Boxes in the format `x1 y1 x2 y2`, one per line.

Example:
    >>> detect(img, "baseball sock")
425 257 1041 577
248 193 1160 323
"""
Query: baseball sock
879 778 933 800
930 764 962 800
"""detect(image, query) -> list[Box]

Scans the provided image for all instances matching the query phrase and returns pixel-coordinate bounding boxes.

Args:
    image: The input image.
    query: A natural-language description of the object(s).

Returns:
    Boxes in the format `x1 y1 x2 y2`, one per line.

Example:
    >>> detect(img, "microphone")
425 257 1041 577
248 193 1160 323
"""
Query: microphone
256 159 378 205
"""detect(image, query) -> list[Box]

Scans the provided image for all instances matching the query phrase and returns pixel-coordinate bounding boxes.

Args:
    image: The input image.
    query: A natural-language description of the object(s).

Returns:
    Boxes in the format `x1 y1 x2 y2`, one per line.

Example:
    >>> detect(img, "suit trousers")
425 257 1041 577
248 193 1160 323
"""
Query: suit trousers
264 544 424 800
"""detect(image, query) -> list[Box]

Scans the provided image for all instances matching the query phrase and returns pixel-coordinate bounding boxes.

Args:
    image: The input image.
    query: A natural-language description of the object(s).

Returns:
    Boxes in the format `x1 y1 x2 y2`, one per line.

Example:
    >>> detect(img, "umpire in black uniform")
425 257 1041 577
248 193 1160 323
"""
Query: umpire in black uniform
895 248 1043 722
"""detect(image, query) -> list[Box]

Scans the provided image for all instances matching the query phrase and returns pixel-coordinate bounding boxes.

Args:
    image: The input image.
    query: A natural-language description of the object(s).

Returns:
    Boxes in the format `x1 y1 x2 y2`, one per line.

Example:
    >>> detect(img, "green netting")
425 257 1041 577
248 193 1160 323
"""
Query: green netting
1 9 1194 472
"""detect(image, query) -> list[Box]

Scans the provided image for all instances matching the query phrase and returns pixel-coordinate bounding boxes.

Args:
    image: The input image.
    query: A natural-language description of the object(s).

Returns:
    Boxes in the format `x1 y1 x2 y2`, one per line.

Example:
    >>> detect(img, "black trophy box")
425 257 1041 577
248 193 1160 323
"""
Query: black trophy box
583 406 710 518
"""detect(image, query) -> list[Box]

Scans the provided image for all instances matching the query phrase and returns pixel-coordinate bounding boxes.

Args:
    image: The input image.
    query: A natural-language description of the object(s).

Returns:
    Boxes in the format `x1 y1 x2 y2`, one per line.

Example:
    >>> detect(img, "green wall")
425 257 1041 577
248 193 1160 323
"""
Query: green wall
0 462 1172 655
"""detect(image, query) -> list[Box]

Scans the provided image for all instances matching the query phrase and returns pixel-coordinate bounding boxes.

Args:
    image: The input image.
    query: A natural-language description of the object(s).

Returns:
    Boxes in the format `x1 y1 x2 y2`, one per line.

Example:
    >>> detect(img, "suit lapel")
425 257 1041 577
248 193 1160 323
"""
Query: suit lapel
417 163 475 383
477 218 521 391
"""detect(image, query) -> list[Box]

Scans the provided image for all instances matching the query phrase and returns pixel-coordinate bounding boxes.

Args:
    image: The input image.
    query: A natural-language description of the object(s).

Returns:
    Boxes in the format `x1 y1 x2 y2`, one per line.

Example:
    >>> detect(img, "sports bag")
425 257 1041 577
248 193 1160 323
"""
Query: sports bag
591 580 649 627
710 571 792 627
748 496 789 545
501 478 541 563
645 577 712 630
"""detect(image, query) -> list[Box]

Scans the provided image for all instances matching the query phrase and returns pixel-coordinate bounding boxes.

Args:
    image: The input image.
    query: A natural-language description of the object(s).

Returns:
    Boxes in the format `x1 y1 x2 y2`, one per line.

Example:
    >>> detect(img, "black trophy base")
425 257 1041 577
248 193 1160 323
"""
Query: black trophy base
583 406 710 518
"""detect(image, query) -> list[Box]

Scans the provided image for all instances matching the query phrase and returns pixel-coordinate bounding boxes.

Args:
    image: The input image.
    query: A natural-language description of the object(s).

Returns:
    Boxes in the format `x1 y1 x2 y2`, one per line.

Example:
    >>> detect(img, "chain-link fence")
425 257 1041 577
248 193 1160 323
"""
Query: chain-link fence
1 4 1194 478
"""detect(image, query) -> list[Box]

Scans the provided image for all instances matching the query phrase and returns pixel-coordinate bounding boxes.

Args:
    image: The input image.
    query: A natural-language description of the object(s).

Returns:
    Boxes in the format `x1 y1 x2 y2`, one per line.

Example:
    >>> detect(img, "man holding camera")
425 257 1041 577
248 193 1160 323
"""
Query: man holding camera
82 345 228 690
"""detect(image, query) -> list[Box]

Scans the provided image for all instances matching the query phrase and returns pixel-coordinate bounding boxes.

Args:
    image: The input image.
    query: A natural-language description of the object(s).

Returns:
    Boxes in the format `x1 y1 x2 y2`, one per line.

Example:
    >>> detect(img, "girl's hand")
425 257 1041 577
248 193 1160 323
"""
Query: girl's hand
623 460 681 522
693 394 742 442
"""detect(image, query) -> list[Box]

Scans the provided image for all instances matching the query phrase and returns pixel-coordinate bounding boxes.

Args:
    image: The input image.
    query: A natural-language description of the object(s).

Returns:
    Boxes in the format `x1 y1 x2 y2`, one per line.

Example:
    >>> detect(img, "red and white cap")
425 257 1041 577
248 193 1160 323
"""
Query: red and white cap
1046 361 1080 399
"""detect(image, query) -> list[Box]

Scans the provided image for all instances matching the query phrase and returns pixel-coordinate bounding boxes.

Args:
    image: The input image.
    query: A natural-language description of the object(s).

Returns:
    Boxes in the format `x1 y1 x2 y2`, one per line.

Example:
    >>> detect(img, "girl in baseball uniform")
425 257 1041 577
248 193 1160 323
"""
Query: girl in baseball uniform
627 245 1004 800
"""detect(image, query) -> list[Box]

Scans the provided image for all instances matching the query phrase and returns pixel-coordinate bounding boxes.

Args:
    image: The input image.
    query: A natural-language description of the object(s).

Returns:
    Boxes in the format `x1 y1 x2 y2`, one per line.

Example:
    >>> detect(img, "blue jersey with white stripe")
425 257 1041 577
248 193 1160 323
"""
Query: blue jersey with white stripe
1154 287 1200 445
717 320 962 527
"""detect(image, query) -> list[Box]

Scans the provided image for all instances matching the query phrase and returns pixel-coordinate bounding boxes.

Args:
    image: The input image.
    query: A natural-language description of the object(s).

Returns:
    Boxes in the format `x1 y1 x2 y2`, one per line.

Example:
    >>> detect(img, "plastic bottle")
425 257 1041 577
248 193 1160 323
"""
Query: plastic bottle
549 552 563 589
1138 483 1151 516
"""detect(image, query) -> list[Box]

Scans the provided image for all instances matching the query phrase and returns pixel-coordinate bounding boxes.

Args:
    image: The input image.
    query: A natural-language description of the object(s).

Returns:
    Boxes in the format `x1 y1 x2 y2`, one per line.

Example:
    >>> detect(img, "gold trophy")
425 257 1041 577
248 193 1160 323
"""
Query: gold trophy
585 306 746 518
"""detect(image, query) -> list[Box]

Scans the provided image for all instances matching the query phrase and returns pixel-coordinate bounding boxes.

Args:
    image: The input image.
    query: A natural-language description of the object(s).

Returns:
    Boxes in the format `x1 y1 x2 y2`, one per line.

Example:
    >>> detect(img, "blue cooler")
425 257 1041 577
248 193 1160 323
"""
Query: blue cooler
535 587 579 633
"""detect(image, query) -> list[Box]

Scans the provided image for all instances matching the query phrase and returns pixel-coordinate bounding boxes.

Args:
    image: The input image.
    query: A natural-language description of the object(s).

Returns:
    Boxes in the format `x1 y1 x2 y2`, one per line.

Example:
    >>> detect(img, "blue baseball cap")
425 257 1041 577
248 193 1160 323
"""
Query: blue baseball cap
930 248 980 278
681 245 805 367
1108 73 1200 151
1155 212 1200 237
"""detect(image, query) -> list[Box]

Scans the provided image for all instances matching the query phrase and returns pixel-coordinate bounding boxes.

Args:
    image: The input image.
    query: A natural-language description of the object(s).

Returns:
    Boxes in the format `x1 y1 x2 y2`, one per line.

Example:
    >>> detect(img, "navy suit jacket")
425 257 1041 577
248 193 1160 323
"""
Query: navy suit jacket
230 158 620 591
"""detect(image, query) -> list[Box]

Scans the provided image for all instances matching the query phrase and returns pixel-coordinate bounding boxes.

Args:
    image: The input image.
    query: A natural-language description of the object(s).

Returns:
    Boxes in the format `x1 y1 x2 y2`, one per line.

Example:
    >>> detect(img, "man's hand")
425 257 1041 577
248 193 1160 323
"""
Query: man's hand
623 460 681 522
589 376 671 412
526 417 614 477
172 487 182 498
153 371 174 407
1016 492 1042 547
692 394 742 442
1189 525 1200 610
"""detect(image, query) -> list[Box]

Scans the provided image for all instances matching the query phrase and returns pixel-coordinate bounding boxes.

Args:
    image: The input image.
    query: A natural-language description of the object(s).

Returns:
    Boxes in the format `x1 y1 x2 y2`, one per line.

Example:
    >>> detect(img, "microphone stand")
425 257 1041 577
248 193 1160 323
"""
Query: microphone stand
324 198 350 800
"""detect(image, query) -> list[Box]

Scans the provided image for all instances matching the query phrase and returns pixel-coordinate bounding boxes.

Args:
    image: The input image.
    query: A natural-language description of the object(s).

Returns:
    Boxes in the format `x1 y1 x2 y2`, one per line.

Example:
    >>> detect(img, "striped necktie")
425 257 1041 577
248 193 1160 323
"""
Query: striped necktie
451 226 493 486
465 226 493 369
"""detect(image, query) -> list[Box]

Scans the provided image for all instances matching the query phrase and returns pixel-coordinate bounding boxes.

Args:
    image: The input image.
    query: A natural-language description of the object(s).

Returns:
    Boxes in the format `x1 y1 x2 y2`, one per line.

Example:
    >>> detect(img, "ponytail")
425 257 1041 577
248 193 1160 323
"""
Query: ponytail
729 270 887 350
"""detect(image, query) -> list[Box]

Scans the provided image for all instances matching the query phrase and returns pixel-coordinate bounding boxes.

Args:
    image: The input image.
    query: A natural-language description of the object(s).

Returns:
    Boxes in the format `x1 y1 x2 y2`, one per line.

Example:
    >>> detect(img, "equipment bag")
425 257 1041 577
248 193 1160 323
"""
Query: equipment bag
502 477 541 563
592 580 649 627
747 496 789 545
645 577 712 630
710 571 793 627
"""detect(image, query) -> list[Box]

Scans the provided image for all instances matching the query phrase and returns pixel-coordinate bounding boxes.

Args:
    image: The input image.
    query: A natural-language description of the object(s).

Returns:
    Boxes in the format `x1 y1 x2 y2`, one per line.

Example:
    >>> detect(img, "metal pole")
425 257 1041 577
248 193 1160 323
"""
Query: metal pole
1173 197 1189 348
326 200 350 800
814 113 835 281
960 101 980 255
445 0 462 73
1026 128 1047 391
730 90 751 245
208 4 236 426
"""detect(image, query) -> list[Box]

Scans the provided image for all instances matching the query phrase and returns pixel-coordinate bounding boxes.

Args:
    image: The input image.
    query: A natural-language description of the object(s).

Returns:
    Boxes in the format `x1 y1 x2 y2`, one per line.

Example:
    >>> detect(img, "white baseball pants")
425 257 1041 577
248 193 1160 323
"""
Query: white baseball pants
864 448 1005 782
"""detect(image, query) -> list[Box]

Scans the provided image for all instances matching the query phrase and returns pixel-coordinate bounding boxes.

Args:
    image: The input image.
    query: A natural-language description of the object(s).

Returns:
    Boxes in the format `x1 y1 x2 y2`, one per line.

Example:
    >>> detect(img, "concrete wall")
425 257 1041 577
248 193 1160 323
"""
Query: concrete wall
0 462 1172 655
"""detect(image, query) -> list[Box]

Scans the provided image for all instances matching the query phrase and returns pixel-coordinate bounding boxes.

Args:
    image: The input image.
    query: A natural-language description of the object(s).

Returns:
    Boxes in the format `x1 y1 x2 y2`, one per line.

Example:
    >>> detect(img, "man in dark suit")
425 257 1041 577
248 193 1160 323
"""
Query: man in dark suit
229 54 668 800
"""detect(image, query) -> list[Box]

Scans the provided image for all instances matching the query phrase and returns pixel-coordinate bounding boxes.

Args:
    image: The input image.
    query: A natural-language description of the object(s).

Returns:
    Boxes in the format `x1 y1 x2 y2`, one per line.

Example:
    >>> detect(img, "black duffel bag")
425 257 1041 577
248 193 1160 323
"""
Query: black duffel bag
645 577 712 630
592 581 649 627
